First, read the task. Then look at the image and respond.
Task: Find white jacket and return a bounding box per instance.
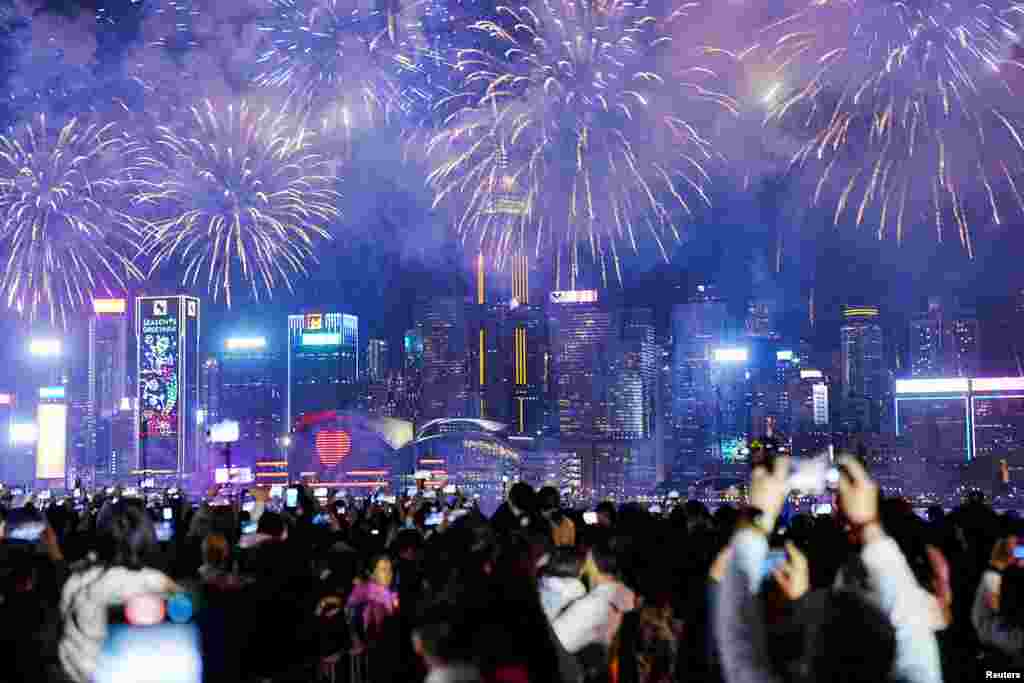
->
[552,581,636,654]
[539,575,588,623]
[58,565,174,683]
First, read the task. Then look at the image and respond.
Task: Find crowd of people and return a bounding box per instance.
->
[0,451,1022,683]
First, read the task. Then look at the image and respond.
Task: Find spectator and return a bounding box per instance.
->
[539,486,577,547]
[197,532,235,587]
[715,454,939,683]
[412,604,481,683]
[57,499,178,683]
[492,483,536,536]
[347,552,399,647]
[972,535,1024,668]
[539,547,587,623]
[596,501,617,529]
[553,534,637,655]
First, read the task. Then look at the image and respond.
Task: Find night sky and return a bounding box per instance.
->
[0,0,1021,382]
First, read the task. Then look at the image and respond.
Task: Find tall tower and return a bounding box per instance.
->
[89,298,129,484]
[670,284,730,483]
[508,253,546,435]
[840,305,885,432]
[136,295,201,481]
[417,297,469,420]
[909,297,980,378]
[286,312,360,427]
[549,289,613,438]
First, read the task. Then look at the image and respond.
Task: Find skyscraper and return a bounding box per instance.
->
[216,337,283,474]
[89,298,129,485]
[287,312,360,427]
[549,289,614,438]
[671,284,729,482]
[136,295,201,479]
[840,305,885,432]
[504,253,548,435]
[367,338,389,381]
[468,253,510,421]
[909,297,980,378]
[418,297,469,420]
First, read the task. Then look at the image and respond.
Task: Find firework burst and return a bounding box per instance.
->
[753,0,1024,255]
[254,0,436,130]
[0,115,146,325]
[426,0,728,287]
[133,100,341,306]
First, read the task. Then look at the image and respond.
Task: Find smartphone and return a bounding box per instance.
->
[425,512,444,527]
[95,623,201,683]
[162,507,173,521]
[1014,546,1024,560]
[155,521,174,542]
[314,487,328,498]
[242,501,255,513]
[285,487,299,508]
[8,522,46,542]
[312,512,330,526]
[241,521,257,535]
[763,549,787,580]
[447,509,469,523]
[270,485,283,499]
[583,511,598,525]
[787,457,829,494]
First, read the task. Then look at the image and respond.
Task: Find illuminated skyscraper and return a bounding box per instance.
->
[213,338,283,474]
[136,295,201,479]
[468,253,510,421]
[549,290,614,438]
[418,297,470,420]
[89,299,129,484]
[367,338,389,381]
[840,305,885,432]
[287,313,360,427]
[671,284,729,482]
[909,297,980,378]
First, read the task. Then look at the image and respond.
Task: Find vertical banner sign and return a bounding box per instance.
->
[139,299,180,472]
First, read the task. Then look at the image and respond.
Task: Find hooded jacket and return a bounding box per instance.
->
[58,564,175,683]
[539,575,588,623]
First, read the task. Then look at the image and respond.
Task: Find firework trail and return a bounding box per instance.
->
[426,0,730,287]
[0,115,146,326]
[751,0,1024,256]
[253,0,438,134]
[133,100,341,306]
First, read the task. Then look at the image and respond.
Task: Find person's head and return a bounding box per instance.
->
[366,552,393,587]
[539,547,584,580]
[412,603,472,672]
[392,528,423,562]
[507,482,536,515]
[537,487,560,514]
[201,533,230,570]
[585,533,623,582]
[800,589,896,683]
[95,498,157,570]
[595,501,616,528]
[257,510,287,541]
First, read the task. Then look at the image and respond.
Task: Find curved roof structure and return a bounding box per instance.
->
[415,418,508,441]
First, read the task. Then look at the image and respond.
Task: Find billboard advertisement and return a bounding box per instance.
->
[139,299,180,472]
[36,404,66,480]
[549,290,598,304]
